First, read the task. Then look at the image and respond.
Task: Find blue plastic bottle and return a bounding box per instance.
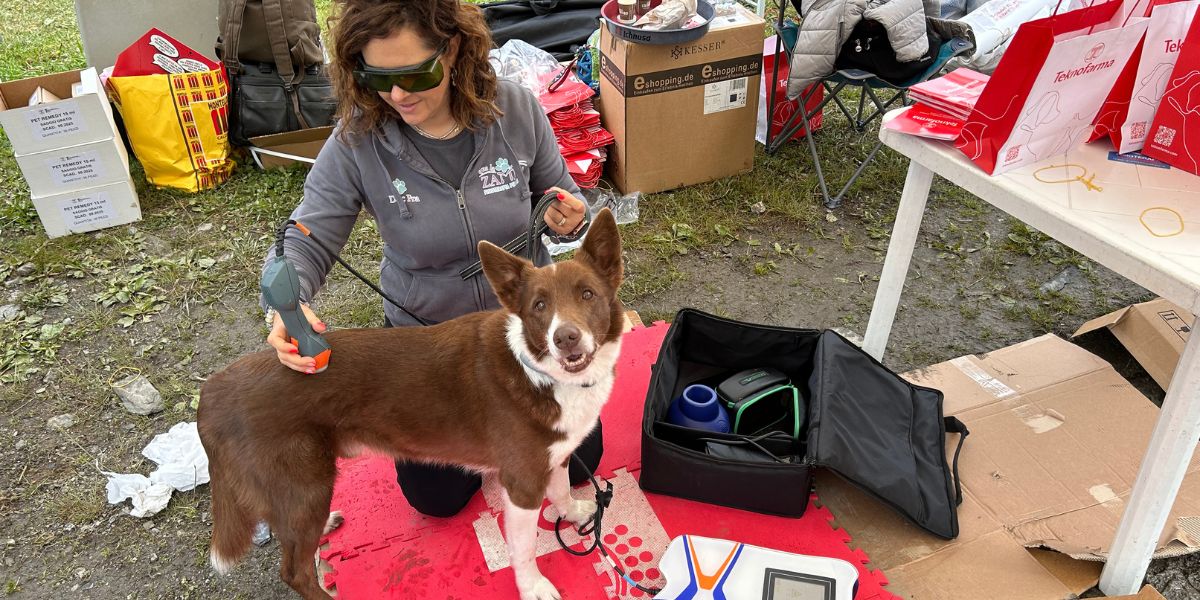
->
[667,384,731,433]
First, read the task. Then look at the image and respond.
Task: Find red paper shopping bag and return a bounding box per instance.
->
[956,0,1150,174]
[1142,12,1200,174]
[1091,0,1199,153]
[758,36,823,144]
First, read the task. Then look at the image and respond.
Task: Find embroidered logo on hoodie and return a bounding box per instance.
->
[478,157,519,195]
[389,178,421,203]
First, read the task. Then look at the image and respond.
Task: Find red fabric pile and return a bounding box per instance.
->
[537,75,613,189]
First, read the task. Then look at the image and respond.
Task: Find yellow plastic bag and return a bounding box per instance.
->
[106,29,234,192]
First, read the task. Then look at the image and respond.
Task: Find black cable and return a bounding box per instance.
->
[274,220,290,258]
[695,430,798,464]
[554,454,663,595]
[279,219,432,326]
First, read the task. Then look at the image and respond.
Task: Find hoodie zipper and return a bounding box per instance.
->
[458,134,490,312]
[390,124,490,313]
[426,172,485,314]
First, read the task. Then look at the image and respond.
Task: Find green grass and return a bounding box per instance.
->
[0,0,85,82]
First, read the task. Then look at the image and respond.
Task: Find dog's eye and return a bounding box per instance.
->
[534,300,546,311]
[582,289,594,300]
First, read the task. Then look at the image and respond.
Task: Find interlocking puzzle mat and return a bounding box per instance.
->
[319,323,897,599]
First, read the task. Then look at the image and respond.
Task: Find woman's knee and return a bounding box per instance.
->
[395,462,482,518]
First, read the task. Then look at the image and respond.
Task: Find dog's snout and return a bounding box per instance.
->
[553,324,581,352]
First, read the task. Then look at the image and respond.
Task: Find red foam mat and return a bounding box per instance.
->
[320,323,896,599]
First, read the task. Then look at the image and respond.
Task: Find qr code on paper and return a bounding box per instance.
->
[1005,145,1022,162]
[1130,121,1147,140]
[1154,126,1176,147]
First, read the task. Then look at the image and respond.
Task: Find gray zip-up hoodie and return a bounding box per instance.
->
[263,80,585,326]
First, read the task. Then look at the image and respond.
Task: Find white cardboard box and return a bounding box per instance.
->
[32,179,141,238]
[15,137,132,198]
[0,67,119,156]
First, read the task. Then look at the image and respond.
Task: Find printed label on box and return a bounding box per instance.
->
[59,191,115,230]
[604,54,761,98]
[704,77,748,114]
[713,11,750,26]
[25,100,87,141]
[47,150,105,186]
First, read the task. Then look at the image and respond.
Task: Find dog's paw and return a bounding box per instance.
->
[323,511,344,535]
[564,499,597,527]
[519,575,561,600]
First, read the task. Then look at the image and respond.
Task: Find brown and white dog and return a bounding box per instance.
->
[197,209,625,600]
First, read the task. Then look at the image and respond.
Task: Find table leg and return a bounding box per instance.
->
[862,160,934,361]
[1100,331,1200,595]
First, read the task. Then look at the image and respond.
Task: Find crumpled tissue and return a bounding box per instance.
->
[104,421,210,517]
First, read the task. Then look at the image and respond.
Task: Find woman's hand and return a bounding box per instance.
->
[266,305,327,374]
[543,187,587,236]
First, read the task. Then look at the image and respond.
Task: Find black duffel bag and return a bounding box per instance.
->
[640,309,968,539]
[482,0,605,61]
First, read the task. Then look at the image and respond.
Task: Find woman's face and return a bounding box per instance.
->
[361,27,456,128]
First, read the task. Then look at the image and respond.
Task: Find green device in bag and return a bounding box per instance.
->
[717,367,804,438]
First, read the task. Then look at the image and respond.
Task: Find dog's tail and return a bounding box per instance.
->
[199,383,260,575]
[207,457,259,574]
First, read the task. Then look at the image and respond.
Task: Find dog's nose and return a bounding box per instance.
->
[553,324,581,352]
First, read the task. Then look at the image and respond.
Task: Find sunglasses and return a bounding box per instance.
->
[353,44,447,93]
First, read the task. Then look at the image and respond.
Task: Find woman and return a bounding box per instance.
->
[261,0,602,518]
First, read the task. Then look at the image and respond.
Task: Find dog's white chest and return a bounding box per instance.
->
[547,376,612,465]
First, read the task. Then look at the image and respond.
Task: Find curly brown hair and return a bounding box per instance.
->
[328,0,501,141]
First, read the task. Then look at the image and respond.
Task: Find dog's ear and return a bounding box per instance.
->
[479,240,532,312]
[575,208,623,290]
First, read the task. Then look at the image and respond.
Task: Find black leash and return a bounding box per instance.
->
[459,190,587,280]
[278,219,431,326]
[554,455,663,595]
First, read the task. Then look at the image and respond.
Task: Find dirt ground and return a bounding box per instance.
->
[1,167,1198,599]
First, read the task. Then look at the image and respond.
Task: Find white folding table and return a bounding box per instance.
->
[864,109,1200,596]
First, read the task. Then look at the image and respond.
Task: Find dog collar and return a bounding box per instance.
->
[518,352,594,388]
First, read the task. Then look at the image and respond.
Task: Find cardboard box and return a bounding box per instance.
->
[599,6,763,194]
[1074,298,1194,391]
[815,334,1200,599]
[0,68,119,156]
[14,138,132,197]
[1106,585,1168,599]
[31,179,142,238]
[249,127,334,170]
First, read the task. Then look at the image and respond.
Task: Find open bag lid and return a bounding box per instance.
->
[806,331,964,539]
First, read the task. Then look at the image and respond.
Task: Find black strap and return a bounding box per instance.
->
[262,0,302,87]
[943,416,969,506]
[222,0,250,75]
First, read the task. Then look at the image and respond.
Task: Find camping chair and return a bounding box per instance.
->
[765,7,973,209]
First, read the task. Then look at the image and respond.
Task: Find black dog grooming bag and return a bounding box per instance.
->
[639,309,968,539]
